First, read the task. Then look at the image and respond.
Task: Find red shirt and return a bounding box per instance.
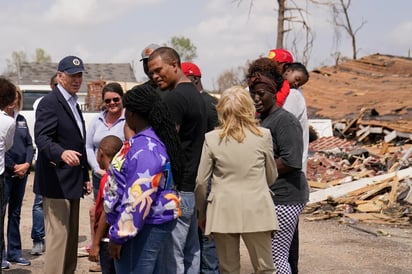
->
[276,80,290,107]
[93,172,108,234]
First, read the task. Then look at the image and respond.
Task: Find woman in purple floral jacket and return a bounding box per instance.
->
[104,83,184,273]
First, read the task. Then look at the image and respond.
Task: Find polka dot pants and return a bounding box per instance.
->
[271,204,305,274]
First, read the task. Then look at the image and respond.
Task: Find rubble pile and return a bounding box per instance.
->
[304,136,412,226]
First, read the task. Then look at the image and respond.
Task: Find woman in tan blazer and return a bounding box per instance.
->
[195,86,279,274]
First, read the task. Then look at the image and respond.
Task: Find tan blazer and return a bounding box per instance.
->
[195,128,279,236]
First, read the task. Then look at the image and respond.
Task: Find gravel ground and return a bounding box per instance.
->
[4,173,412,273]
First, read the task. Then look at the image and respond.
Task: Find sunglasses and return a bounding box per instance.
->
[104,97,120,104]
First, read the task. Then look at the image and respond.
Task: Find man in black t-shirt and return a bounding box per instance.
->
[181,62,219,274]
[148,47,206,273]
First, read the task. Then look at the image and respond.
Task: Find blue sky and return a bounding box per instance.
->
[1,0,411,90]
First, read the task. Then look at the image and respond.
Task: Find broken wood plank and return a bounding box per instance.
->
[353,169,376,180]
[327,176,352,187]
[308,180,329,189]
[387,176,399,207]
[388,162,400,173]
[358,130,371,142]
[396,131,412,139]
[356,125,370,137]
[304,212,340,221]
[308,167,412,204]
[384,130,397,142]
[344,212,392,220]
[340,176,394,198]
[358,182,391,200]
[369,127,383,134]
[356,200,384,213]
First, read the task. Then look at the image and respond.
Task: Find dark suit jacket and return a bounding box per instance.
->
[34,87,89,199]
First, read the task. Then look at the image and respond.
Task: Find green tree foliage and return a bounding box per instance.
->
[165,36,197,62]
[35,48,52,63]
[5,48,52,74]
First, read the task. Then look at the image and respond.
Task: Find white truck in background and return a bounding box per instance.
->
[19,85,98,142]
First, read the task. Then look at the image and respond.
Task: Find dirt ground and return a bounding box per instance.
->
[3,173,412,274]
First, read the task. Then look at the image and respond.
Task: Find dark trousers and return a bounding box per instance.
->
[289,222,299,274]
[2,175,28,260]
[99,241,115,274]
[0,173,4,274]
[198,227,219,274]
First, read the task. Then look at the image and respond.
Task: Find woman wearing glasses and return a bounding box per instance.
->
[85,82,132,272]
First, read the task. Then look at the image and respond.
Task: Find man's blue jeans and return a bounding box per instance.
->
[31,194,45,244]
[160,191,200,274]
[199,228,219,274]
[114,220,177,273]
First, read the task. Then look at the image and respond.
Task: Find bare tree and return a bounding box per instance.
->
[216,65,247,92]
[331,0,366,60]
[235,0,315,65]
[6,51,27,74]
[288,0,315,66]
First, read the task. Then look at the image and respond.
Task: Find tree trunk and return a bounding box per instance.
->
[276,0,286,48]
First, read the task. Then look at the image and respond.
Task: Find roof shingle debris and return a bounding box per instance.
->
[306,138,412,226]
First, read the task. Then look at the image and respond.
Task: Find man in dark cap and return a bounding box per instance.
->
[139,43,169,98]
[34,55,91,274]
[140,43,161,78]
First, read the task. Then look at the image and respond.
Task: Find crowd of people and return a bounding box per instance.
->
[0,44,310,274]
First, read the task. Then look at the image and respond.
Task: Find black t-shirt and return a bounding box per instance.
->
[200,92,218,132]
[261,107,309,204]
[163,82,207,191]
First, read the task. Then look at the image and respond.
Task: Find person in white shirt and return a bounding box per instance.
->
[282,62,310,174]
[0,77,17,270]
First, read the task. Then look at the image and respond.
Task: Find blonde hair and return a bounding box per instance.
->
[216,86,262,142]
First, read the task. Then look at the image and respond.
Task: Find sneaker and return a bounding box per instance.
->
[1,260,10,269]
[8,257,31,266]
[31,241,45,255]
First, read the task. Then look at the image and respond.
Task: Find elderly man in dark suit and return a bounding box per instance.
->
[34,56,91,274]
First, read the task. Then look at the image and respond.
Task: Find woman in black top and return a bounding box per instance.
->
[247,58,309,274]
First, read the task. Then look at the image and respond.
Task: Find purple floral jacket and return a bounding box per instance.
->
[104,127,180,245]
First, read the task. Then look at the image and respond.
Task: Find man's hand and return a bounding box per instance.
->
[14,163,30,179]
[61,150,82,166]
[88,244,100,262]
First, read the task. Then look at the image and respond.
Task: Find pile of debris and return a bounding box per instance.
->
[333,108,412,144]
[304,135,412,226]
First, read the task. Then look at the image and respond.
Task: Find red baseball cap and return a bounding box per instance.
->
[268,49,293,63]
[181,62,201,77]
